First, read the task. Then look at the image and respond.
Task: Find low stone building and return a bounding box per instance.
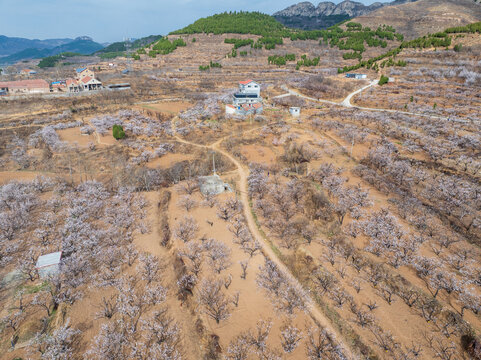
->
[0,79,49,94]
[199,175,232,196]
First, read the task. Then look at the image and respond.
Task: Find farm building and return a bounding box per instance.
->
[345,73,367,79]
[289,107,301,117]
[108,83,131,90]
[0,79,49,94]
[35,251,62,278]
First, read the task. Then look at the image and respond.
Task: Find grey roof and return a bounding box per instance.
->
[36,252,62,269]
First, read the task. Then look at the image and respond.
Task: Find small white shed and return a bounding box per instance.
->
[289,107,301,117]
[36,251,62,278]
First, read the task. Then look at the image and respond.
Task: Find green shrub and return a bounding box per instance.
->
[267,54,295,66]
[378,75,389,86]
[224,38,254,49]
[112,125,126,140]
[454,44,462,52]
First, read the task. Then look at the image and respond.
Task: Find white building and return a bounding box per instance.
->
[289,107,301,117]
[233,79,262,105]
[346,73,367,79]
[238,79,260,96]
[36,251,62,278]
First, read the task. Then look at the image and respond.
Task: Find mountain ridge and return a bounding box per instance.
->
[273,0,418,30]
[0,35,74,56]
[0,37,104,65]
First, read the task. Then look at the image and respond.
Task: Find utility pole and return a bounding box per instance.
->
[212,153,216,175]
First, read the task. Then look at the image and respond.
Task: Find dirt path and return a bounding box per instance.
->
[171,119,356,359]
[278,81,451,121]
[341,80,378,107]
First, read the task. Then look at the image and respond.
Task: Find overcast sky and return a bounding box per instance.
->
[1,0,382,43]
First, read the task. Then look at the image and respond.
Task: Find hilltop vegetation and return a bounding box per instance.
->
[38,52,81,68]
[96,35,163,59]
[147,38,186,58]
[338,21,481,73]
[171,11,289,36]
[173,12,402,57]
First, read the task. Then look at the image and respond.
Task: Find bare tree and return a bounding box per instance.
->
[178,241,204,276]
[350,303,374,328]
[305,326,341,360]
[239,260,249,279]
[35,319,80,360]
[177,195,197,212]
[312,267,337,295]
[371,328,399,355]
[179,179,199,195]
[95,295,118,320]
[197,278,231,324]
[138,253,162,284]
[203,238,232,274]
[241,240,262,258]
[249,319,272,357]
[174,216,199,243]
[226,333,251,360]
[280,323,303,353]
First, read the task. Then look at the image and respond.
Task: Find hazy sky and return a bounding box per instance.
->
[0,0,382,43]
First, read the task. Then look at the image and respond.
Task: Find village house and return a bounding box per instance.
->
[75,67,95,81]
[66,68,102,93]
[233,79,262,105]
[227,80,263,116]
[50,80,67,92]
[79,76,102,91]
[0,79,49,94]
[20,69,37,76]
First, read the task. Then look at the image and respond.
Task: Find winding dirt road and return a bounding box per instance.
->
[276,80,451,121]
[170,119,356,359]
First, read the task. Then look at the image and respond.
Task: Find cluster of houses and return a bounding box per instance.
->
[226,80,263,116]
[55,67,103,93]
[0,67,102,96]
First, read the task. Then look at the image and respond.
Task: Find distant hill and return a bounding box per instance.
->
[97,35,163,54]
[273,0,418,30]
[0,35,73,56]
[352,0,481,39]
[0,37,104,64]
[171,11,288,36]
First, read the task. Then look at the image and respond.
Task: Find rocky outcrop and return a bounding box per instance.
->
[274,0,418,19]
